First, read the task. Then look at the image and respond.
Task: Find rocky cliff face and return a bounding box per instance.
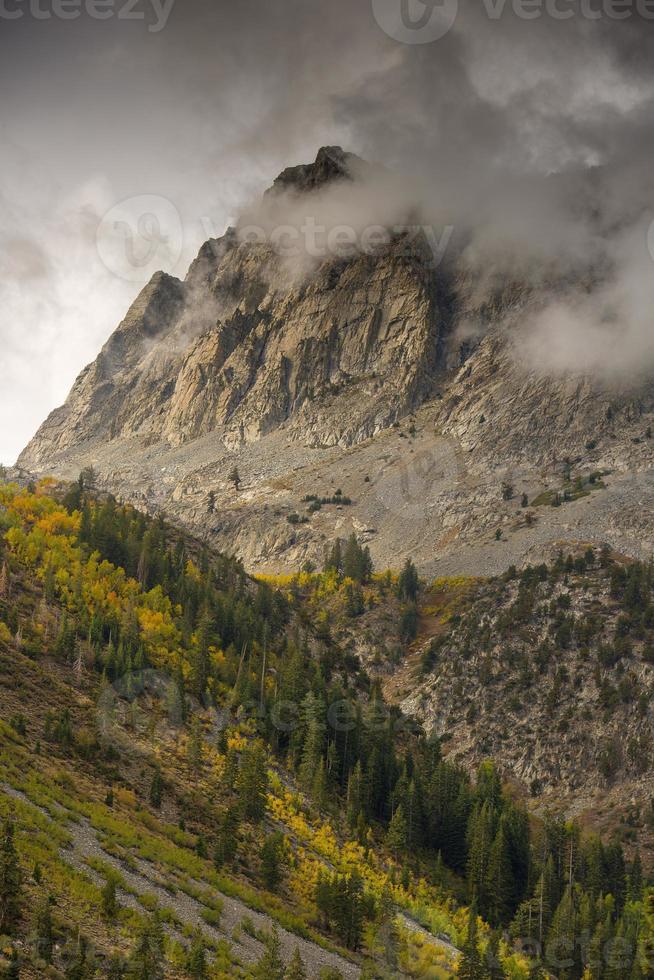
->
[19,148,654,575]
[21,148,449,463]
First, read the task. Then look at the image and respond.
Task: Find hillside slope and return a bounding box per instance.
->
[400,555,654,845]
[0,480,474,978]
[301,546,654,860]
[2,480,653,978]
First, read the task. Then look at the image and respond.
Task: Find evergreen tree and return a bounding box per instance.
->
[386,804,408,858]
[185,930,208,979]
[537,854,559,944]
[285,946,307,980]
[0,819,21,935]
[342,534,373,584]
[79,466,96,491]
[346,761,365,828]
[502,803,531,913]
[603,908,627,980]
[405,775,425,852]
[324,539,343,575]
[344,582,364,617]
[187,718,204,773]
[584,894,606,976]
[476,761,502,809]
[261,832,285,892]
[213,806,240,868]
[376,886,399,971]
[604,840,626,911]
[458,904,484,980]
[62,478,82,512]
[101,876,118,920]
[627,852,643,902]
[149,768,163,809]
[277,645,307,712]
[467,802,495,914]
[425,761,471,873]
[34,896,54,964]
[344,871,365,950]
[398,558,419,601]
[299,693,326,792]
[235,742,268,822]
[400,602,418,643]
[125,910,165,980]
[547,886,579,980]
[54,613,75,662]
[486,822,513,926]
[252,925,284,980]
[311,759,328,808]
[192,613,212,698]
[316,872,366,950]
[341,872,366,951]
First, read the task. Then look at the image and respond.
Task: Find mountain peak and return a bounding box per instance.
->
[265,145,366,196]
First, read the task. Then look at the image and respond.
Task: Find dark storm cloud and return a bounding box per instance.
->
[2,0,654,461]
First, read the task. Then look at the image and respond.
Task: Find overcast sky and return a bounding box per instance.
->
[2,0,654,463]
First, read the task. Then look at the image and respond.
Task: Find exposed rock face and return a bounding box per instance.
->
[331,561,654,847]
[21,150,447,465]
[24,270,188,459]
[265,144,367,196]
[19,148,654,574]
[400,563,654,844]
